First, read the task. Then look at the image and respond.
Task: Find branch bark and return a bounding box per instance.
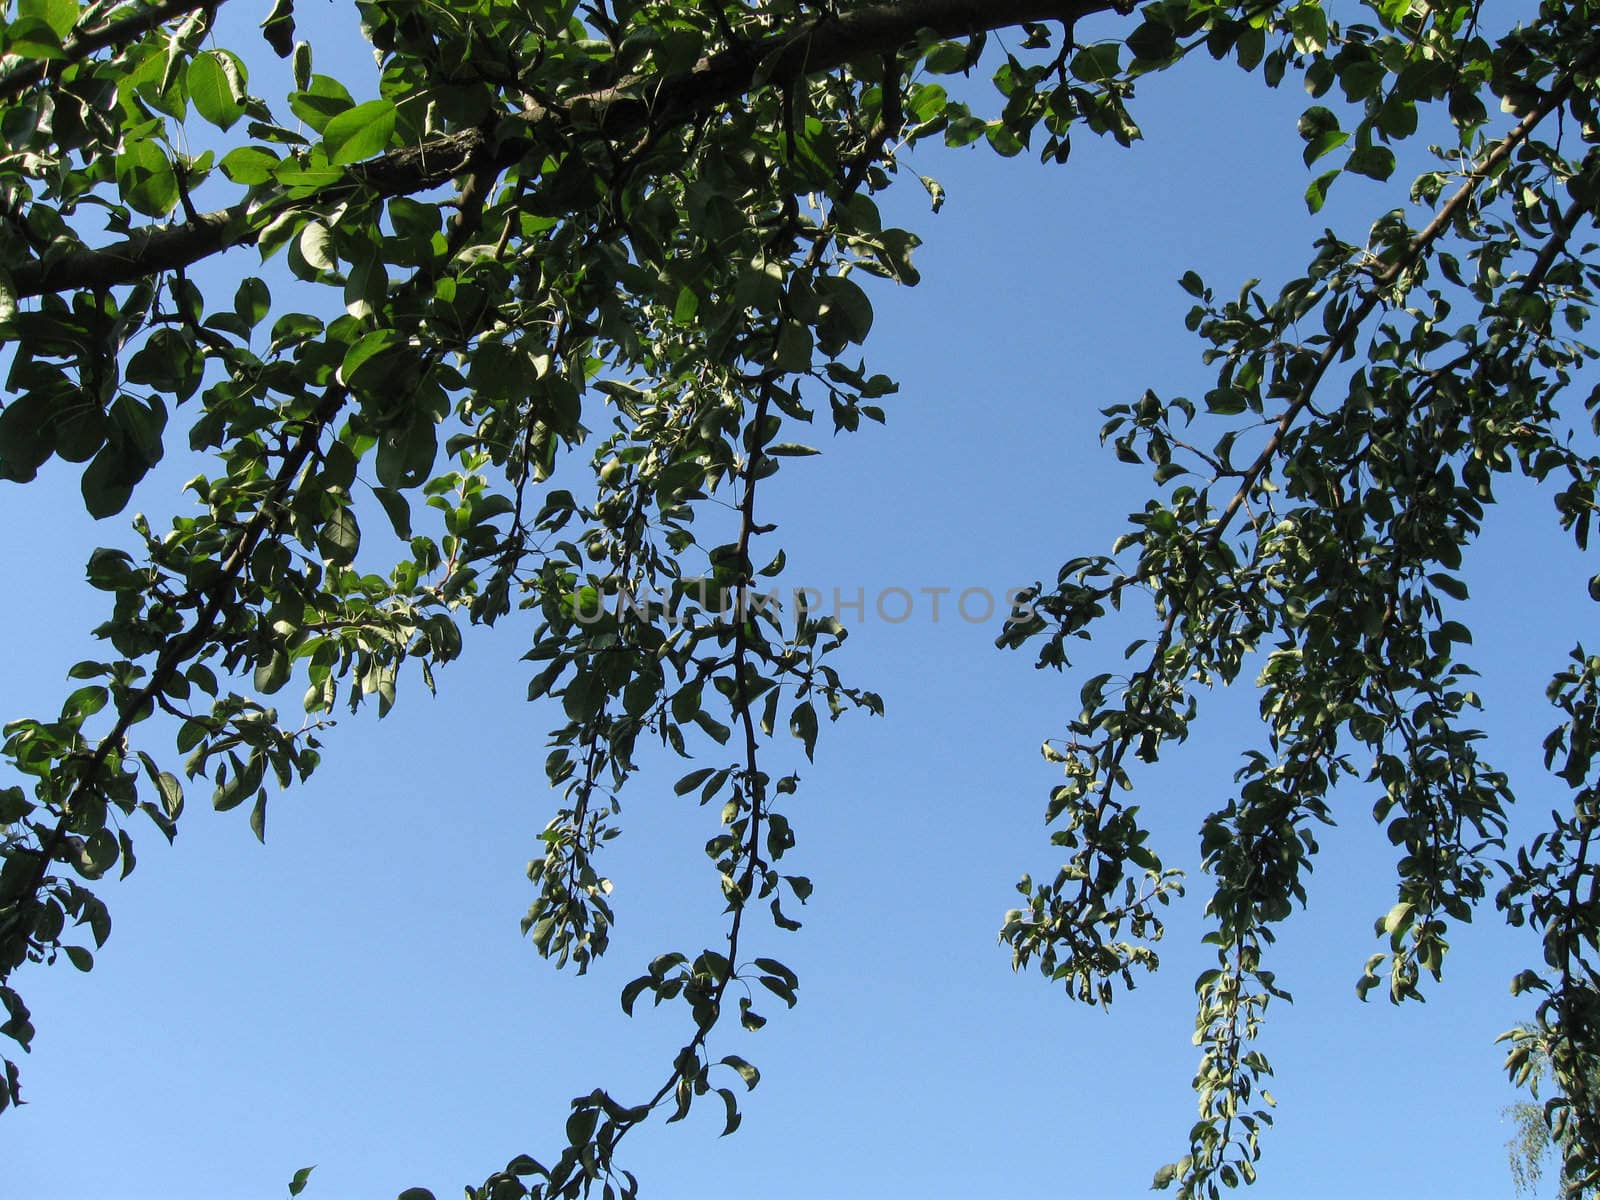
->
[11,0,1113,298]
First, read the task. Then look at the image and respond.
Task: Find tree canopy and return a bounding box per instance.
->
[2,0,1600,1196]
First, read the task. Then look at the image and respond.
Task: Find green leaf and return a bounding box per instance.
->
[564,1106,597,1147]
[83,829,118,878]
[0,787,31,824]
[562,669,604,724]
[219,147,278,187]
[692,710,731,744]
[338,328,404,390]
[273,158,344,192]
[110,394,167,466]
[1205,390,1246,416]
[254,649,290,695]
[288,74,353,133]
[674,767,715,796]
[213,769,251,813]
[1305,168,1339,213]
[770,318,813,373]
[816,274,873,347]
[154,771,184,820]
[5,19,66,57]
[790,701,817,761]
[671,684,702,726]
[716,1087,741,1137]
[1302,129,1348,167]
[86,898,111,946]
[187,50,246,130]
[299,221,336,272]
[19,0,77,39]
[620,976,652,1015]
[1381,900,1414,935]
[0,390,57,482]
[344,251,388,318]
[1346,144,1395,181]
[322,99,397,166]
[261,0,296,57]
[115,137,178,218]
[720,1054,760,1090]
[376,419,436,489]
[317,506,361,565]
[1287,1,1329,54]
[985,120,1024,157]
[63,945,93,972]
[61,684,107,723]
[923,41,971,75]
[1126,19,1178,64]
[1070,43,1120,83]
[736,996,766,1032]
[80,442,139,519]
[373,487,412,538]
[234,277,270,327]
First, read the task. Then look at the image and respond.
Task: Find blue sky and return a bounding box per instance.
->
[4,7,1592,1199]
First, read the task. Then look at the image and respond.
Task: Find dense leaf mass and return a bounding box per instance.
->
[1,0,1599,1196]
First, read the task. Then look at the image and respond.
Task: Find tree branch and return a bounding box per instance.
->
[11,0,1112,299]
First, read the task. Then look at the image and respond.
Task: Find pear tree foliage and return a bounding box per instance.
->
[1,0,1599,1197]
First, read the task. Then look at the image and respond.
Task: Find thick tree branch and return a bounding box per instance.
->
[11,0,1112,299]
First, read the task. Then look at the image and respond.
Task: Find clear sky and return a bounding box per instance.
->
[4,7,1590,1199]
